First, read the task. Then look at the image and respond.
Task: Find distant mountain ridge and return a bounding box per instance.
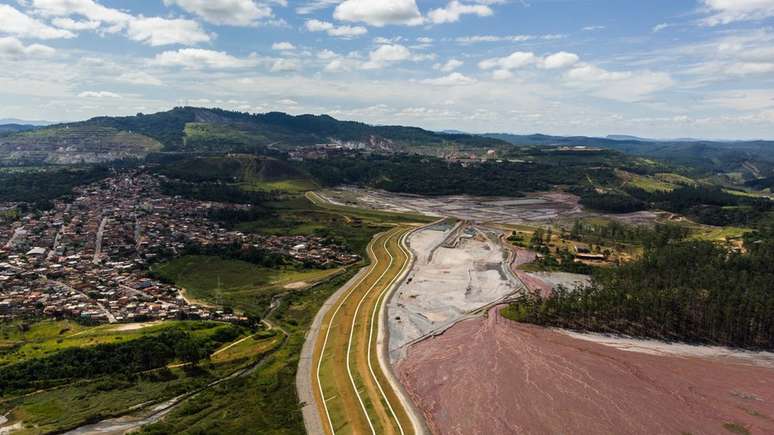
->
[0,107,509,166]
[0,118,51,126]
[81,107,507,151]
[2,107,774,181]
[483,132,774,181]
[0,124,38,136]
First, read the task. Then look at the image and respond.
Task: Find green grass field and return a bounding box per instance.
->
[138,268,360,435]
[0,320,233,367]
[241,178,318,194]
[152,255,343,316]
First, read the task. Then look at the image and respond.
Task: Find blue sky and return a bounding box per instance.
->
[1,0,774,139]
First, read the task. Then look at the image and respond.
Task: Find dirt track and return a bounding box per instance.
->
[397,306,774,435]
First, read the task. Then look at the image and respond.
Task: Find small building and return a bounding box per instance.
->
[26,247,47,257]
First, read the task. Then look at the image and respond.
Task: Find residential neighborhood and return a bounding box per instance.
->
[0,172,358,323]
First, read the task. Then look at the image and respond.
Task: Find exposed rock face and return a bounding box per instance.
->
[0,126,162,165]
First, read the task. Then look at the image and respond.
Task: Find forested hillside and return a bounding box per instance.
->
[1,107,506,156]
[302,153,620,196]
[505,228,774,350]
[487,132,774,181]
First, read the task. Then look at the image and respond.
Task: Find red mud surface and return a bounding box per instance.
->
[511,247,553,297]
[397,307,774,435]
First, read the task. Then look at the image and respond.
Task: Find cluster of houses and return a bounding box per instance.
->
[0,172,358,323]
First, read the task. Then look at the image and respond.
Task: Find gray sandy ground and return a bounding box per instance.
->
[386,224,523,361]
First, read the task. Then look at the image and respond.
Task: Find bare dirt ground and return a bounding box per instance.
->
[320,187,660,226]
[510,246,590,297]
[386,224,523,362]
[396,306,774,435]
[563,330,774,368]
[111,321,161,332]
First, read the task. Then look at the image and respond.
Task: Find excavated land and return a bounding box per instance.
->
[510,246,590,297]
[320,187,661,226]
[386,223,524,362]
[397,306,774,435]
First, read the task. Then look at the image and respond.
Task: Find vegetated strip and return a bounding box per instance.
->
[369,227,430,435]
[353,229,413,435]
[314,227,419,435]
[349,227,415,434]
[315,231,389,434]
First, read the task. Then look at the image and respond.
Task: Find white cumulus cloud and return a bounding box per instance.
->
[422,72,476,86]
[271,58,299,72]
[334,0,424,26]
[272,41,296,50]
[29,0,133,24]
[78,90,122,98]
[362,43,412,69]
[116,71,163,86]
[435,58,464,72]
[479,51,537,70]
[479,51,580,75]
[702,0,774,25]
[540,51,579,69]
[0,5,75,39]
[305,19,367,38]
[153,49,258,69]
[27,0,211,46]
[565,63,674,102]
[51,17,101,31]
[163,0,272,26]
[126,17,211,46]
[428,1,493,24]
[0,36,56,58]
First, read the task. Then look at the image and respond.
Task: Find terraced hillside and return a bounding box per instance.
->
[0,125,162,165]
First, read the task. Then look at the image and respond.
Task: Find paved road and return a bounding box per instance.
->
[92,216,108,264]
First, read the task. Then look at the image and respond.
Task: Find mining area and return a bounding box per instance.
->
[396,306,774,435]
[320,187,661,225]
[386,221,525,361]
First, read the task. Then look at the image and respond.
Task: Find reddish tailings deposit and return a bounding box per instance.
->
[396,306,774,435]
[510,246,590,298]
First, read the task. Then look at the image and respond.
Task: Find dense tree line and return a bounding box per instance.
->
[206,207,270,227]
[158,157,244,182]
[577,184,774,227]
[507,235,774,350]
[302,154,616,197]
[628,185,774,226]
[745,175,774,190]
[0,165,118,210]
[160,180,275,205]
[178,241,294,268]
[0,325,242,392]
[575,189,648,213]
[569,220,690,247]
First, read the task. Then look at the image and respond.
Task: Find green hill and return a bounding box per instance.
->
[68,107,509,152]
